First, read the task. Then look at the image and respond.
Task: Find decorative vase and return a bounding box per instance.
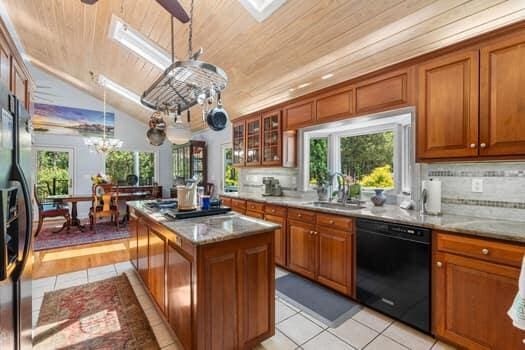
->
[317,184,329,202]
[371,189,386,206]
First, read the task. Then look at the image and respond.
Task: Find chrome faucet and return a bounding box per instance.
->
[329,172,349,204]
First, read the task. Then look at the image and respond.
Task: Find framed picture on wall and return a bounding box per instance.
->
[1,108,13,150]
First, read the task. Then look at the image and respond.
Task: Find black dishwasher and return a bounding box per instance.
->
[356,218,431,334]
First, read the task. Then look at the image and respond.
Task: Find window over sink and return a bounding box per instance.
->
[302,111,414,199]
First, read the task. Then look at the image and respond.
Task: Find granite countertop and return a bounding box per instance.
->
[220,193,525,243]
[127,200,281,246]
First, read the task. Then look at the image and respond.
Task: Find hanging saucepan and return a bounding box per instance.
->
[206,93,229,131]
[146,111,167,146]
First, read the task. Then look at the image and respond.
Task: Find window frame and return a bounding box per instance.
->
[300,111,414,196]
[220,142,239,193]
[104,149,159,185]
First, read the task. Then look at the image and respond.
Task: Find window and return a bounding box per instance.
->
[105,150,156,185]
[223,146,239,192]
[340,131,394,189]
[35,148,73,196]
[309,137,328,186]
[302,113,413,196]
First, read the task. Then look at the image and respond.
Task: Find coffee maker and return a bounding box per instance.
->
[262,177,283,197]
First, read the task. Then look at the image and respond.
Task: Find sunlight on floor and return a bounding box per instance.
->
[39,243,128,262]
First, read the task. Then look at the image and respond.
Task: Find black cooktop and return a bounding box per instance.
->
[163,206,232,220]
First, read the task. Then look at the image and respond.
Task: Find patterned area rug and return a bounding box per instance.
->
[34,274,159,350]
[34,220,130,251]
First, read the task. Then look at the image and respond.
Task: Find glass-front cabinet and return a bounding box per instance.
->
[232,121,245,167]
[172,140,207,186]
[262,109,281,165]
[246,115,261,166]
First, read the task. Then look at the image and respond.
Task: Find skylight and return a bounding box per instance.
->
[98,74,149,109]
[238,0,287,22]
[108,15,171,70]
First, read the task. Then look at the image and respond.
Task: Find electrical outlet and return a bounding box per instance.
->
[472,178,483,193]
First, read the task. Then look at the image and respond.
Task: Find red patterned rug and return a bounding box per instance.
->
[34,274,159,350]
[34,219,130,251]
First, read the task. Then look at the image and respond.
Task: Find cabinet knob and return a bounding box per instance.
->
[271,209,275,213]
[480,143,487,148]
[309,230,313,235]
[470,143,477,148]
[436,261,443,268]
[481,248,489,255]
[298,213,302,217]
[329,220,334,224]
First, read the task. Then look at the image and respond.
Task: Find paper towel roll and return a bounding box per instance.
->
[422,179,442,215]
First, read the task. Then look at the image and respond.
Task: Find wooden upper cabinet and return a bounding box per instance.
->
[417,50,480,160]
[245,114,262,166]
[480,31,525,157]
[12,60,26,108]
[355,69,411,114]
[434,251,525,349]
[316,86,354,122]
[0,36,10,90]
[232,120,245,167]
[261,109,282,165]
[284,98,316,130]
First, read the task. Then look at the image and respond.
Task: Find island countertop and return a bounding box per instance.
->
[127,200,281,246]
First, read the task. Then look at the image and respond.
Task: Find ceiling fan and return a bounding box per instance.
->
[80,0,190,23]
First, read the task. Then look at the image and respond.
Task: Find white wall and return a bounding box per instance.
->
[30,68,173,216]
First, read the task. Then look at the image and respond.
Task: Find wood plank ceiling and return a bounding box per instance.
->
[4,0,525,130]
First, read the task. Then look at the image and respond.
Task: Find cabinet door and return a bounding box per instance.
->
[284,98,316,130]
[480,32,525,157]
[417,50,479,159]
[316,86,354,122]
[434,252,525,349]
[167,242,193,350]
[355,69,410,114]
[148,228,166,312]
[232,120,245,166]
[287,220,316,279]
[12,60,26,109]
[0,36,10,90]
[264,214,286,267]
[137,219,149,284]
[317,227,352,295]
[262,110,282,166]
[129,213,138,269]
[246,115,262,166]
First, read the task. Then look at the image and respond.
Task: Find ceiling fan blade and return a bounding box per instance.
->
[156,0,190,23]
[80,0,99,4]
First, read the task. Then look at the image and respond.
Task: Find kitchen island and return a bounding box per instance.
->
[127,201,280,350]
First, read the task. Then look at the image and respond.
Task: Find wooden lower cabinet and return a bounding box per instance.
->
[167,241,193,350]
[434,251,525,349]
[148,228,166,312]
[287,220,317,279]
[246,210,264,219]
[128,212,138,269]
[131,210,275,350]
[264,214,286,266]
[137,218,149,284]
[317,227,352,295]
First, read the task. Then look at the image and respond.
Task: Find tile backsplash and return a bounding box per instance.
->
[421,162,525,222]
[239,167,299,193]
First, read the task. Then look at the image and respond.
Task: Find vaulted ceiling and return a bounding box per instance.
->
[4,0,525,130]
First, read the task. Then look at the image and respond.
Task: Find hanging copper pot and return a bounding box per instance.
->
[146,111,167,146]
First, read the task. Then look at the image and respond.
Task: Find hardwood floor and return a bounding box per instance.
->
[32,237,130,279]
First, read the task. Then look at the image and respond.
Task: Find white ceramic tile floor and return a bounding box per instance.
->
[32,264,458,350]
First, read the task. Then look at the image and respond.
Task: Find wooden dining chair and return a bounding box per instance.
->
[34,184,71,237]
[89,184,119,232]
[205,182,215,197]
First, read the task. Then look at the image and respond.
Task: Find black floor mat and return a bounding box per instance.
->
[276,272,362,328]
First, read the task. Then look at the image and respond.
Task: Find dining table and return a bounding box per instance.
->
[46,191,152,231]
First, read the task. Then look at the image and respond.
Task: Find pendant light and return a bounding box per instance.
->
[166,106,191,144]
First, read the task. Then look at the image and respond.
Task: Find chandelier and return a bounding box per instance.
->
[141,0,228,145]
[84,87,123,154]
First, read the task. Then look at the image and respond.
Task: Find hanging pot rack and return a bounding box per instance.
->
[140,0,228,113]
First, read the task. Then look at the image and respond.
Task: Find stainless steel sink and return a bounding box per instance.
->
[310,201,366,210]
